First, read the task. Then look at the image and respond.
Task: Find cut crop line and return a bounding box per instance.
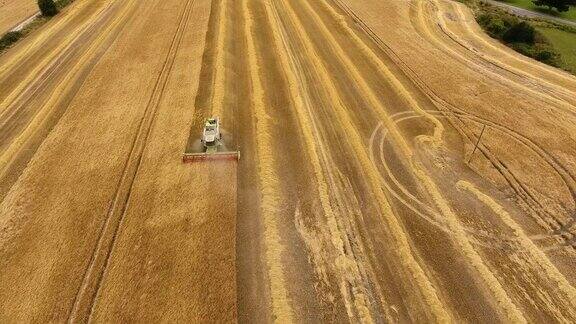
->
[265,0,383,320]
[413,0,576,118]
[274,0,452,320]
[437,1,576,105]
[66,0,195,321]
[410,0,559,108]
[211,0,227,119]
[242,0,295,321]
[451,3,576,91]
[299,1,527,320]
[416,0,559,102]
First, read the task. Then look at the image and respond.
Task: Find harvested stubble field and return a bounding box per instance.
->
[0,0,575,322]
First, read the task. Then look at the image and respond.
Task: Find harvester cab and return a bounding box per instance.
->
[201,118,221,153]
[183,117,240,162]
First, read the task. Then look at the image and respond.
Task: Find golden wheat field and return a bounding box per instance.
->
[0,0,575,322]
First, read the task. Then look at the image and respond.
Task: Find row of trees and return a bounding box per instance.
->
[533,0,576,13]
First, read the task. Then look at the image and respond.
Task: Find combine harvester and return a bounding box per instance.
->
[183,117,240,162]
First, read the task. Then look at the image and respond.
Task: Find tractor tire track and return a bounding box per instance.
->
[210,0,227,120]
[66,0,195,321]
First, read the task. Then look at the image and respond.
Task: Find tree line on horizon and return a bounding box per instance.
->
[532,0,576,13]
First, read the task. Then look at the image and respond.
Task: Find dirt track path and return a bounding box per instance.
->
[0,0,575,322]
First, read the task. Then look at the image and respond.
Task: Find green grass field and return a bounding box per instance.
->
[537,27,576,72]
[498,0,576,21]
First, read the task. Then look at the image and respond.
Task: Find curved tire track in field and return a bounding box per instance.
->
[434,1,576,105]
[331,0,576,240]
[446,2,576,91]
[371,110,576,250]
[408,0,576,119]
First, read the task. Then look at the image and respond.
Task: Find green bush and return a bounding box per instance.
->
[38,0,58,16]
[476,13,520,38]
[477,13,540,46]
[503,21,536,43]
[533,44,561,64]
[477,14,507,37]
[475,9,562,67]
[534,49,556,62]
[0,31,23,52]
[509,42,560,65]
